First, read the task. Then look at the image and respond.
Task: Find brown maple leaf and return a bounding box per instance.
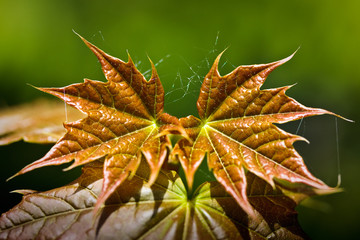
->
[171,52,341,217]
[9,35,187,212]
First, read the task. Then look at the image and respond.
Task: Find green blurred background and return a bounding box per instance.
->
[0,0,359,238]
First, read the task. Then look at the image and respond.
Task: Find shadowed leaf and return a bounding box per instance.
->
[0,99,84,145]
[0,160,309,240]
[171,52,340,217]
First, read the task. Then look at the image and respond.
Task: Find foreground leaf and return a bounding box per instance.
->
[171,52,338,217]
[0,99,84,145]
[9,36,187,211]
[0,160,309,240]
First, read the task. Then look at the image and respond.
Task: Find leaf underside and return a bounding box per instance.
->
[0,160,309,240]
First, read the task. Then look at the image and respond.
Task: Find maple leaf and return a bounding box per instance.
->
[171,52,340,217]
[0,159,311,240]
[8,35,187,212]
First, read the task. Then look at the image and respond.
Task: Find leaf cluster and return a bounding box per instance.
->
[0,35,343,239]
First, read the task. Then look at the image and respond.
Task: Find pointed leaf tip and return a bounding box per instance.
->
[282,48,299,63]
[74,31,90,46]
[73,31,96,51]
[10,189,37,195]
[337,115,354,123]
[147,56,159,81]
[268,50,297,70]
[210,49,227,75]
[72,29,82,39]
[127,51,134,64]
[6,173,18,182]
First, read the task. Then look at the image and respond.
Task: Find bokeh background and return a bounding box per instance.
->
[0,0,359,239]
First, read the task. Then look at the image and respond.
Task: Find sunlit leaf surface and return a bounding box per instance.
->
[2,37,343,226]
[9,36,187,211]
[171,52,338,217]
